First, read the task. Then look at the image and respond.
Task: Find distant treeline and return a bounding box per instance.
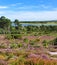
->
[0,16,57,34]
[19,20,57,23]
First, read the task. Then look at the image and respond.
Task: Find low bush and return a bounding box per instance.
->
[6,53,14,60]
[23,38,29,43]
[10,43,18,49]
[6,34,12,40]
[18,43,23,48]
[35,38,40,42]
[0,43,7,48]
[6,34,22,39]
[12,34,22,39]
[42,40,47,43]
[29,40,35,45]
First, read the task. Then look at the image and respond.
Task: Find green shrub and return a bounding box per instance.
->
[42,40,47,43]
[53,38,57,45]
[6,34,12,40]
[18,43,23,48]
[34,33,38,36]
[29,40,35,45]
[6,53,14,60]
[23,38,29,43]
[10,43,18,48]
[35,38,40,42]
[0,43,7,48]
[11,34,22,39]
[42,40,48,48]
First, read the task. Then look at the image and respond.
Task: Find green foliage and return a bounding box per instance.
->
[0,16,11,31]
[53,38,57,45]
[6,34,22,39]
[42,40,47,43]
[23,38,29,43]
[18,43,23,48]
[10,43,18,49]
[12,34,22,39]
[0,28,4,34]
[42,40,48,48]
[6,34,12,40]
[0,16,57,34]
[0,43,7,48]
[35,38,40,42]
[6,53,14,60]
[29,40,35,45]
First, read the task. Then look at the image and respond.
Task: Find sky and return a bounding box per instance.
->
[0,0,57,21]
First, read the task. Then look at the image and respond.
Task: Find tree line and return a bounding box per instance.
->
[0,16,57,34]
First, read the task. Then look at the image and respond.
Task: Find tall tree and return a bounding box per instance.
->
[0,16,11,33]
[14,19,22,30]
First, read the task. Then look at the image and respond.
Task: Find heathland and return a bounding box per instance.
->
[0,16,57,65]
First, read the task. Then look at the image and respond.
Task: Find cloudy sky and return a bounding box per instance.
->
[0,0,57,21]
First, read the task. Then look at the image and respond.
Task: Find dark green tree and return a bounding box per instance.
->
[0,16,11,33]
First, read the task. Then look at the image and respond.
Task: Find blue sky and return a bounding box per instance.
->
[0,0,57,21]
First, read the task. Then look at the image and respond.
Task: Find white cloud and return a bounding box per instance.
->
[0,6,8,9]
[0,10,57,21]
